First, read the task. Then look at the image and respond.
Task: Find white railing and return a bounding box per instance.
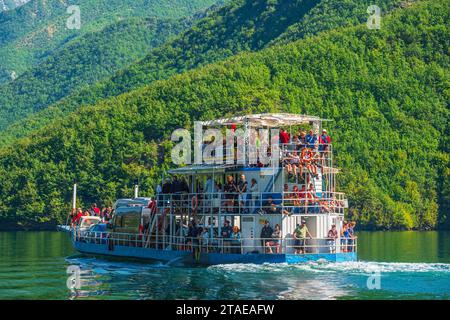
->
[155,191,345,215]
[74,229,357,255]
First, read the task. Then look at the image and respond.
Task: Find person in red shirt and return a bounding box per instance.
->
[71,208,84,226]
[279,128,290,144]
[318,129,331,161]
[91,203,100,216]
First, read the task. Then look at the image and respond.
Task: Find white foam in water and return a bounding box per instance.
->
[210,261,450,275]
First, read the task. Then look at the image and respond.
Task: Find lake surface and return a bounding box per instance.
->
[0,231,449,300]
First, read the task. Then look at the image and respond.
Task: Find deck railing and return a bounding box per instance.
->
[74,229,357,255]
[202,142,333,166]
[155,191,346,216]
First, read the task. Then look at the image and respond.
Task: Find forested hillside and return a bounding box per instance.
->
[0,0,447,230]
[0,0,402,145]
[0,16,192,131]
[0,0,221,83]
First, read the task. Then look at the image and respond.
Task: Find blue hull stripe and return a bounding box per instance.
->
[74,241,357,265]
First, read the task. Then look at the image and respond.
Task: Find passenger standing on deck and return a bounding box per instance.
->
[293,221,312,254]
[224,175,237,213]
[340,221,349,252]
[249,178,259,213]
[280,128,290,156]
[260,220,273,252]
[221,220,233,253]
[156,183,162,204]
[280,128,290,145]
[186,221,199,251]
[318,129,331,155]
[327,224,338,253]
[204,176,214,213]
[230,226,242,254]
[299,131,307,150]
[347,221,357,252]
[306,129,317,149]
[237,174,248,213]
[91,203,100,216]
[221,220,232,238]
[71,208,83,226]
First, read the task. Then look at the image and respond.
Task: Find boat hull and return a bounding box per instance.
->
[72,240,357,265]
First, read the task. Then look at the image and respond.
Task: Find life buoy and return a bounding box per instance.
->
[301,148,314,163]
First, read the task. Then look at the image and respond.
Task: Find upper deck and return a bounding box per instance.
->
[158,113,346,219]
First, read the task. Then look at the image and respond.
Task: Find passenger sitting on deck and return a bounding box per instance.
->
[301,148,318,178]
[260,220,273,253]
[291,186,302,213]
[285,151,300,180]
[231,226,241,240]
[263,197,281,214]
[237,174,248,213]
[327,225,338,253]
[320,200,332,213]
[306,184,319,213]
[266,224,281,254]
[263,196,274,213]
[293,221,312,254]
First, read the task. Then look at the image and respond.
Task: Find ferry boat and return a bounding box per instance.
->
[70,114,357,265]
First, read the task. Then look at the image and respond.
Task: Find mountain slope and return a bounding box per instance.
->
[0,16,192,132]
[0,0,447,230]
[0,0,403,144]
[0,0,222,83]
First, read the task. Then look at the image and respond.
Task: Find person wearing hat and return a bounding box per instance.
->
[293,220,313,254]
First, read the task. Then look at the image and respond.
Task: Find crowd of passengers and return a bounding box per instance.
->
[69,203,113,226]
[157,173,344,215]
[181,218,356,255]
[156,128,336,213]
[200,127,331,170]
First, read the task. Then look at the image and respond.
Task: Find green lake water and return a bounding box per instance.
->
[0,231,449,299]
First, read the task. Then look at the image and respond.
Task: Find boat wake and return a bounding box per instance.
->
[209,261,450,275]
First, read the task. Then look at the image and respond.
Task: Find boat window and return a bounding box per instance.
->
[122,213,140,229]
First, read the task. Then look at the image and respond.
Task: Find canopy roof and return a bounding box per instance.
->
[199,113,329,127]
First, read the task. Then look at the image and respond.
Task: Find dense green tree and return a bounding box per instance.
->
[0,0,402,143]
[0,0,447,230]
[0,0,222,83]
